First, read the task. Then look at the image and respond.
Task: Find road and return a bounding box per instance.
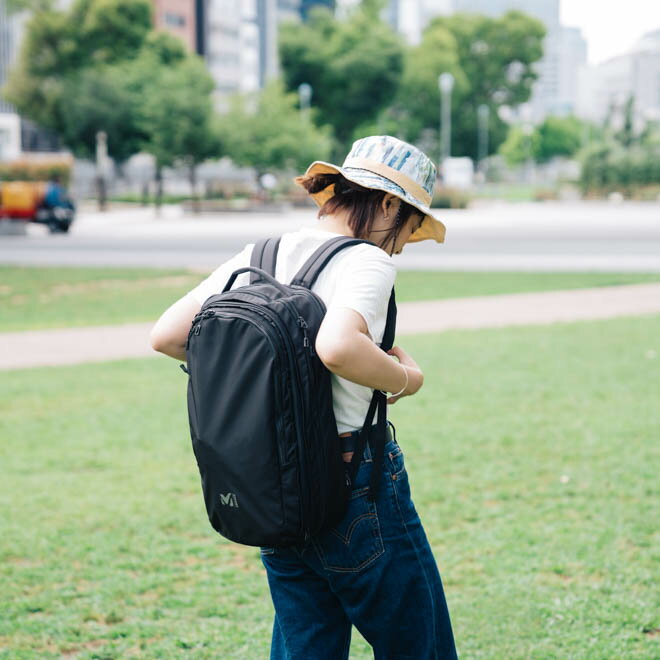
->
[1,200,659,272]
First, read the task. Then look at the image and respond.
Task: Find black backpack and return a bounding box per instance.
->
[181,235,397,547]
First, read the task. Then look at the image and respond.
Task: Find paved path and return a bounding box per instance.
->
[2,282,659,370]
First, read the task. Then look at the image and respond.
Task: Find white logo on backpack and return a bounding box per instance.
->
[220,492,238,507]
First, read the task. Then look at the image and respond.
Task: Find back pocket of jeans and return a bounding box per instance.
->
[313,486,384,573]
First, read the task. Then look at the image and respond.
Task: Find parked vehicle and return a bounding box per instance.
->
[0,180,75,233]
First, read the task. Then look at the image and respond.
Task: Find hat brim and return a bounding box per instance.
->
[300,161,446,244]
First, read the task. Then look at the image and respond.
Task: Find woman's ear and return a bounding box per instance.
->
[381,194,397,215]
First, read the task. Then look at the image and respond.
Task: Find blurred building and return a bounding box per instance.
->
[151,0,198,53]
[204,0,333,104]
[0,0,61,160]
[577,29,660,128]
[450,0,587,121]
[420,0,453,24]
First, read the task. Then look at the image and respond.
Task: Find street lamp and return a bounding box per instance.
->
[438,72,454,178]
[298,82,312,119]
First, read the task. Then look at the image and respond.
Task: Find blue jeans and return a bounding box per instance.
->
[260,434,458,659]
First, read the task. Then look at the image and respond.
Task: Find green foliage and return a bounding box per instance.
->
[403,10,545,159]
[58,65,146,162]
[535,116,584,162]
[431,186,471,209]
[0,160,71,184]
[3,0,213,168]
[387,23,465,144]
[579,140,660,193]
[218,80,333,177]
[615,95,636,148]
[499,115,591,165]
[576,93,660,194]
[279,2,404,149]
[498,125,540,166]
[5,0,52,13]
[137,57,219,169]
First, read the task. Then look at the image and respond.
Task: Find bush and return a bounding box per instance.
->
[579,141,660,195]
[431,186,472,209]
[0,160,72,184]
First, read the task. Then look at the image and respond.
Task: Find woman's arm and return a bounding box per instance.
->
[316,307,423,401]
[149,293,201,362]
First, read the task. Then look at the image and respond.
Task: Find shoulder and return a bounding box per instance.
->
[340,243,396,271]
[336,242,396,278]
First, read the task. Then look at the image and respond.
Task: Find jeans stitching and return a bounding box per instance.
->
[390,470,440,659]
[313,501,384,573]
[330,512,378,545]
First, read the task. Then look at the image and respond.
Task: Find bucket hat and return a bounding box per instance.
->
[297,135,445,243]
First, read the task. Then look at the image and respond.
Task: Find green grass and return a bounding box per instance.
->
[394,271,660,303]
[0,266,202,332]
[3,265,660,332]
[1,315,658,658]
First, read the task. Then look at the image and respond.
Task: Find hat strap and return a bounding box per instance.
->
[343,157,432,207]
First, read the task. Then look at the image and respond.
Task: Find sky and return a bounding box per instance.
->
[560,0,660,65]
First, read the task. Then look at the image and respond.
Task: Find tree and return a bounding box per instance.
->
[615,95,636,148]
[279,1,404,152]
[499,115,596,166]
[4,0,156,160]
[405,10,545,159]
[385,22,465,147]
[535,116,585,162]
[138,56,220,209]
[218,81,333,186]
[498,125,539,166]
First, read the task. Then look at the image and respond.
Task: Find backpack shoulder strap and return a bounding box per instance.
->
[380,288,397,352]
[249,236,281,284]
[290,236,372,288]
[291,235,397,351]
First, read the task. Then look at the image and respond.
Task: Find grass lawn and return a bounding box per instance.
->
[1,314,658,658]
[2,264,660,332]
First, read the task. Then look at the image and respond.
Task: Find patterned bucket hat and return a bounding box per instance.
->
[298,135,445,243]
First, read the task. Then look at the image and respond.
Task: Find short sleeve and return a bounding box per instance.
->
[327,245,396,341]
[187,244,254,305]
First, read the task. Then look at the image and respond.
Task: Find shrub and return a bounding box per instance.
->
[0,160,72,184]
[431,186,472,209]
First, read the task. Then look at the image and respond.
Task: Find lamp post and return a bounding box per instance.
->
[477,103,490,178]
[438,72,454,179]
[298,82,312,120]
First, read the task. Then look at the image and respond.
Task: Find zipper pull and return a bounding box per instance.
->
[298,317,314,354]
[194,324,201,335]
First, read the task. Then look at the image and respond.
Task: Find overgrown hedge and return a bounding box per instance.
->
[580,141,660,194]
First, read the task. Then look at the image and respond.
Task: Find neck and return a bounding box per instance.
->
[315,211,354,237]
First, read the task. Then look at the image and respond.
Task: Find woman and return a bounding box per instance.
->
[150,135,458,659]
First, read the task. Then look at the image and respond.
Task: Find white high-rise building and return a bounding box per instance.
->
[205,0,307,105]
[205,0,265,109]
[577,29,660,129]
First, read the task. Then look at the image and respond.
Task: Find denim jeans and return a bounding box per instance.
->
[260,433,458,659]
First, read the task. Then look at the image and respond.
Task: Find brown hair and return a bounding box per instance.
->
[296,172,421,254]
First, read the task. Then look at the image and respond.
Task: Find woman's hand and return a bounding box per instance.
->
[386,346,424,404]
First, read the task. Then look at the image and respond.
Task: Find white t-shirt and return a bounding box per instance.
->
[187,226,396,434]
